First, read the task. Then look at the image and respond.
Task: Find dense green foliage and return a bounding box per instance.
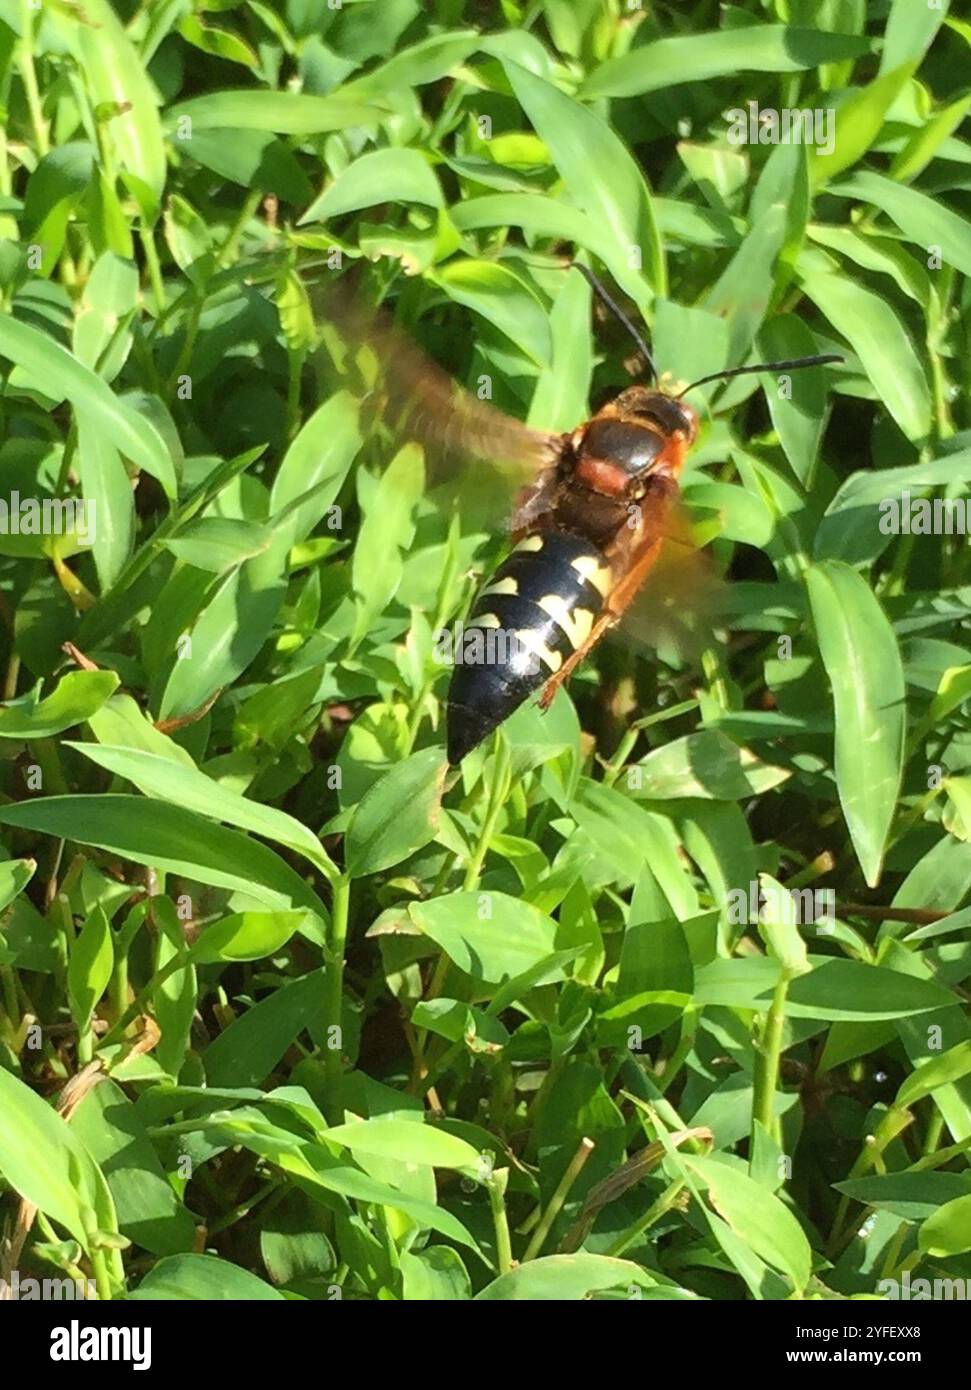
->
[1,0,971,1302]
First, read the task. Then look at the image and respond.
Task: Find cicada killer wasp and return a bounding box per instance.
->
[320,264,841,766]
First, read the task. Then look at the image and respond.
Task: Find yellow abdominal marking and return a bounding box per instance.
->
[514,629,563,672]
[474,613,502,628]
[481,575,519,598]
[515,534,545,552]
[538,594,595,650]
[570,555,612,598]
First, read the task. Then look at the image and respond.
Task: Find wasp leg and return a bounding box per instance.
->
[537,609,619,710]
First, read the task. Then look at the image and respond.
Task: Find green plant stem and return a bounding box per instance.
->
[0,965,19,1035]
[219,187,262,266]
[404,678,434,752]
[323,873,351,1124]
[286,346,306,440]
[167,294,204,397]
[523,1137,594,1261]
[89,1246,113,1301]
[32,738,70,795]
[415,1037,462,1099]
[701,645,732,710]
[462,743,510,891]
[621,1059,706,1154]
[414,743,510,1078]
[3,651,20,701]
[77,1021,94,1065]
[140,224,166,316]
[655,1024,697,1096]
[18,1,49,156]
[487,1171,513,1275]
[922,1108,945,1157]
[879,1220,910,1282]
[605,1178,687,1258]
[100,950,188,1048]
[601,726,639,786]
[887,784,943,850]
[751,971,792,1146]
[826,1106,914,1256]
[107,948,129,1029]
[207,1177,283,1236]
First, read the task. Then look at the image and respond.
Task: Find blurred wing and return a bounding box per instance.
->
[309,272,562,526]
[613,498,724,667]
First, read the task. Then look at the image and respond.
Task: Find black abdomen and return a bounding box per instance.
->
[446,531,611,764]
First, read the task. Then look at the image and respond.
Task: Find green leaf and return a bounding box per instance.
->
[162,518,271,573]
[203,968,327,1088]
[180,129,312,203]
[694,957,952,1019]
[0,796,327,922]
[629,731,790,800]
[87,691,195,766]
[896,1041,971,1110]
[72,251,138,375]
[342,31,480,97]
[0,316,175,494]
[785,960,953,1020]
[919,1195,971,1258]
[572,779,699,911]
[408,891,564,985]
[166,90,385,135]
[274,1142,479,1252]
[429,259,551,368]
[76,410,135,590]
[890,92,971,183]
[269,391,361,547]
[881,0,951,71]
[684,1156,812,1292]
[302,148,442,221]
[0,857,36,912]
[67,905,114,1032]
[829,171,971,280]
[70,1080,195,1257]
[190,910,308,964]
[0,1066,118,1253]
[71,0,167,205]
[835,1172,971,1222]
[156,554,287,721]
[0,670,119,739]
[582,27,872,98]
[400,1247,470,1300]
[323,1119,480,1170]
[806,561,906,887]
[814,449,971,564]
[528,266,593,431]
[702,205,789,363]
[452,196,625,291]
[476,1254,663,1300]
[177,14,259,68]
[350,442,424,646]
[66,742,336,879]
[501,59,665,304]
[808,63,917,188]
[129,1252,285,1299]
[757,314,832,486]
[344,747,446,877]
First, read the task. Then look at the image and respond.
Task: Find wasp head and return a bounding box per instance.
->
[613,387,699,446]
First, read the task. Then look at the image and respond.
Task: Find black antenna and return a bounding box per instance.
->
[677,353,843,398]
[567,263,658,385]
